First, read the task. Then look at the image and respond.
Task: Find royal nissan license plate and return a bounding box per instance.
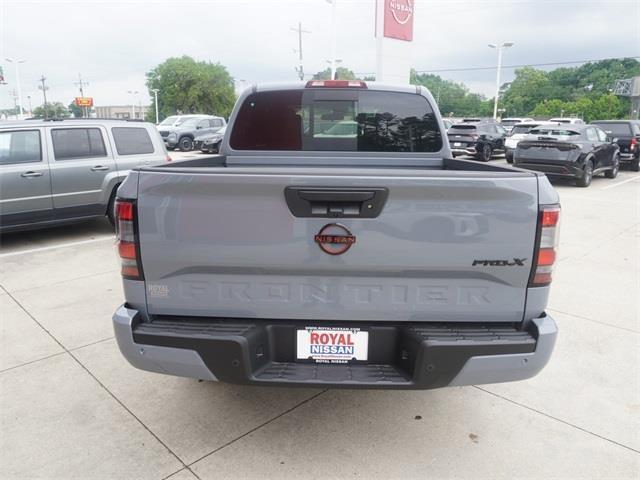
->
[297,327,368,363]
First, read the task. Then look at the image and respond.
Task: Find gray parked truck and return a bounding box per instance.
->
[157,115,226,152]
[113,80,560,389]
[0,118,170,232]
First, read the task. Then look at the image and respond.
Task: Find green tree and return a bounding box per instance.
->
[500,67,550,117]
[146,55,236,122]
[68,101,83,118]
[32,102,70,119]
[312,67,357,80]
[530,99,569,118]
[411,70,491,116]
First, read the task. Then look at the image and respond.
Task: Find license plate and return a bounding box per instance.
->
[453,142,462,147]
[296,327,368,363]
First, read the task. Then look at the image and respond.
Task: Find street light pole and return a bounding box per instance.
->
[151,88,159,124]
[488,42,513,120]
[5,58,26,119]
[127,90,138,119]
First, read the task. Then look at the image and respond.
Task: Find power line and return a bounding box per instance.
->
[413,56,640,74]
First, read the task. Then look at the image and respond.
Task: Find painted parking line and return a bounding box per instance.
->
[600,175,640,190]
[0,236,114,258]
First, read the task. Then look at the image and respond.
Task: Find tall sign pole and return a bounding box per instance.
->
[74,73,90,117]
[375,0,414,84]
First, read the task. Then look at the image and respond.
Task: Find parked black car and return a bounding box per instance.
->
[590,120,640,172]
[196,126,226,153]
[448,121,507,161]
[514,124,620,187]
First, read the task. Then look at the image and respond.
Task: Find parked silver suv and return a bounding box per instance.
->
[0,118,169,232]
[157,114,226,151]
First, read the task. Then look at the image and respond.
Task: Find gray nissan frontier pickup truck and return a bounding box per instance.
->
[112,80,560,389]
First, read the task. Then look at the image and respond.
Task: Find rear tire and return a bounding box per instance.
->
[178,136,194,152]
[631,156,640,172]
[476,144,492,162]
[576,159,593,188]
[505,151,514,164]
[604,155,619,179]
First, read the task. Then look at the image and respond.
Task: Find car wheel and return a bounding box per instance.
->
[179,137,194,152]
[631,156,640,172]
[505,152,513,164]
[576,159,593,187]
[604,155,619,179]
[476,144,492,162]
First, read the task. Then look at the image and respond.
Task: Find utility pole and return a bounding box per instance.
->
[38,75,49,119]
[74,73,89,117]
[27,95,33,117]
[290,22,310,81]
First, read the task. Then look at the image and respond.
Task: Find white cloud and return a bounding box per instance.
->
[1,0,638,109]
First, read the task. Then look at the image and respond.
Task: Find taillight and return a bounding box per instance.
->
[305,80,367,88]
[165,154,172,162]
[529,204,560,287]
[630,137,638,152]
[115,199,143,280]
[471,134,479,140]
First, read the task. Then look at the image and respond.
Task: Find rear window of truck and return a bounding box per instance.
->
[229,90,442,152]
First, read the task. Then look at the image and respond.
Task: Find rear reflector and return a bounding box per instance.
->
[306,80,367,88]
[529,204,560,287]
[115,199,143,280]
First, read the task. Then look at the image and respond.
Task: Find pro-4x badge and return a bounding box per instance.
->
[472,258,526,266]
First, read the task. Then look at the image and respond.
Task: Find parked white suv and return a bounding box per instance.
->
[0,118,169,232]
[504,121,560,163]
[501,117,535,132]
[549,117,584,125]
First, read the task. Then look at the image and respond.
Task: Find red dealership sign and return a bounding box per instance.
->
[75,97,94,107]
[383,0,414,41]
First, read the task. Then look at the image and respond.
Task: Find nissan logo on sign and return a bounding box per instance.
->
[384,0,414,41]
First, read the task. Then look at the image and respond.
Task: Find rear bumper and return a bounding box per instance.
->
[451,146,477,156]
[113,306,557,389]
[514,160,583,178]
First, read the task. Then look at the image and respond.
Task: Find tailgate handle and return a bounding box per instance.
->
[285,187,388,218]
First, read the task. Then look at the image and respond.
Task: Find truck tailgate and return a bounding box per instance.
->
[136,168,539,323]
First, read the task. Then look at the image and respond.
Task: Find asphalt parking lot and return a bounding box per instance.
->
[1,152,639,479]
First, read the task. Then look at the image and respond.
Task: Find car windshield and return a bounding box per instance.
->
[591,123,632,136]
[159,116,179,126]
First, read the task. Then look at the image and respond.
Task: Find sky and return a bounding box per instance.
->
[0,0,639,111]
